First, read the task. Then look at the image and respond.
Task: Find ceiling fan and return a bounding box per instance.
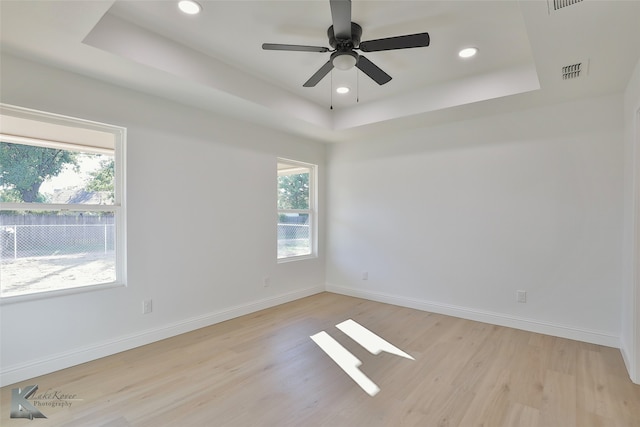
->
[262,0,430,87]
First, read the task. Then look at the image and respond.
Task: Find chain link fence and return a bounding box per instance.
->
[277,214,311,258]
[1,223,115,260]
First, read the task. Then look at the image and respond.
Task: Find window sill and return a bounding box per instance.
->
[0,282,126,305]
[277,254,318,264]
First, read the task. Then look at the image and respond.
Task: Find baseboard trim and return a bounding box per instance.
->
[620,343,636,382]
[0,285,324,387]
[326,284,620,348]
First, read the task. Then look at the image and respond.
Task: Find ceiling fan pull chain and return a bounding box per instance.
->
[330,69,334,110]
[357,69,360,103]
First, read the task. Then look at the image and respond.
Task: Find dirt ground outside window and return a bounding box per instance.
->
[1,253,116,297]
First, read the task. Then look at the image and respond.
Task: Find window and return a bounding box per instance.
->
[277,159,316,260]
[0,104,126,300]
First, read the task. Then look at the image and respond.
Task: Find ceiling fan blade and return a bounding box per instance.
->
[303,60,335,87]
[359,32,430,52]
[356,56,392,85]
[330,0,352,40]
[262,43,330,53]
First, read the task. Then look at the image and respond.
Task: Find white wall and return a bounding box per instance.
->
[0,55,326,386]
[327,93,625,347]
[622,58,640,384]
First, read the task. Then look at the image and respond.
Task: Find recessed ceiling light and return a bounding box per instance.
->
[458,47,478,58]
[178,0,202,15]
[336,86,350,94]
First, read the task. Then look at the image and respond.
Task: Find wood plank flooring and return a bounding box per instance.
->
[1,292,639,426]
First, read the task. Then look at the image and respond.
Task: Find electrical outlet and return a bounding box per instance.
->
[263,277,271,288]
[362,271,368,280]
[516,290,527,303]
[142,299,153,314]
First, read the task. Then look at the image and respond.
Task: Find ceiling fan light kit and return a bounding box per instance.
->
[332,52,358,70]
[262,0,430,88]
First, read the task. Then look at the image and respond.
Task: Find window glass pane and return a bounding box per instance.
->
[0,141,114,205]
[277,213,311,258]
[0,211,116,297]
[277,168,310,210]
[0,105,124,299]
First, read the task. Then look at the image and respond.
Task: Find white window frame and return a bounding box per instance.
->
[277,158,317,262]
[0,104,126,303]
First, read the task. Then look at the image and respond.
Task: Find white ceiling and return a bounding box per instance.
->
[1,1,640,143]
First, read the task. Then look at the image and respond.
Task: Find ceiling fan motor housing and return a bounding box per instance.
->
[328,22,362,51]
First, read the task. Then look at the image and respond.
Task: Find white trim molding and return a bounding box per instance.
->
[326,284,620,349]
[632,107,640,384]
[623,107,640,385]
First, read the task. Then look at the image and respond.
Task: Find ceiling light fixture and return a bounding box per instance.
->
[332,52,358,71]
[458,47,478,58]
[178,0,202,15]
[336,86,350,94]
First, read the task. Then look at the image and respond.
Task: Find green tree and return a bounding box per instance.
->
[277,173,309,210]
[0,142,78,202]
[85,158,115,203]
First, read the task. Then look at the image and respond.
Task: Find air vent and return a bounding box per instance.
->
[562,62,583,80]
[551,0,583,11]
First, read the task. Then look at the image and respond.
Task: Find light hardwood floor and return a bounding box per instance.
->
[1,292,639,426]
